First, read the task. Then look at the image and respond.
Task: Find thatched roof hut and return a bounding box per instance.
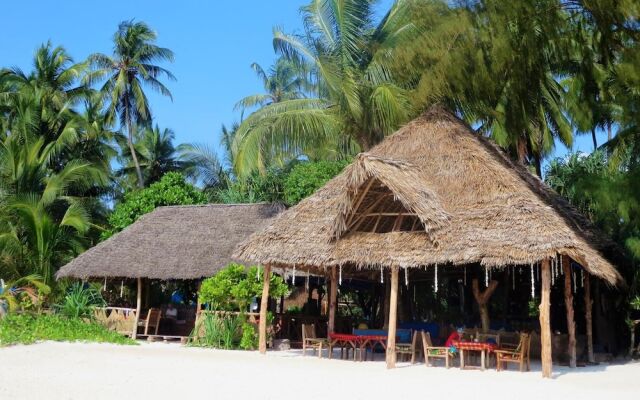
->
[234,107,622,285]
[57,203,283,280]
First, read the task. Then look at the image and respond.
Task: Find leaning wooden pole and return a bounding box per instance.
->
[386,266,399,369]
[562,256,577,368]
[132,278,142,340]
[328,266,338,334]
[259,264,272,354]
[539,259,552,378]
[584,272,595,363]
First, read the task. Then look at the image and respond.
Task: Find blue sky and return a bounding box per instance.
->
[0,1,605,171]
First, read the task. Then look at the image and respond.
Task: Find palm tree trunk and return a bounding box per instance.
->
[591,128,598,151]
[607,123,612,141]
[125,107,145,188]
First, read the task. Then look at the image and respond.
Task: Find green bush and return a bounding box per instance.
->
[198,263,289,311]
[239,322,258,350]
[103,172,207,239]
[283,160,349,205]
[0,314,136,346]
[190,313,250,349]
[56,283,106,319]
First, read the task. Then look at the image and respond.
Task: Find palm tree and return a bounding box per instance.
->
[234,58,307,116]
[0,133,107,283]
[117,125,182,187]
[87,20,175,188]
[231,0,417,176]
[0,42,87,144]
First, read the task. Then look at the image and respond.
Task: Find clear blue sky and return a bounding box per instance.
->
[0,1,605,170]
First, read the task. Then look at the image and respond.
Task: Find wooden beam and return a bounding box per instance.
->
[328,266,338,334]
[562,256,577,368]
[539,259,552,378]
[348,194,392,230]
[345,178,375,227]
[132,278,142,340]
[584,272,594,363]
[259,264,271,354]
[386,266,399,369]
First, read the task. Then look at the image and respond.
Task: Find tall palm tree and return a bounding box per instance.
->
[0,42,87,144]
[231,0,417,176]
[234,58,308,116]
[117,125,182,187]
[0,133,107,283]
[87,20,175,188]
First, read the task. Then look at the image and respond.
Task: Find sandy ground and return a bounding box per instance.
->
[1,342,638,400]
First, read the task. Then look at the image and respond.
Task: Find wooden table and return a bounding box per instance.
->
[357,335,388,361]
[329,333,360,360]
[454,341,497,371]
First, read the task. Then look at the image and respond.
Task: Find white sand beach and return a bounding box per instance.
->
[1,342,638,400]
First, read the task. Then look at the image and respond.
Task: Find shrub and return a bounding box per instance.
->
[239,322,258,350]
[0,314,136,346]
[198,263,289,312]
[56,283,106,319]
[283,160,349,205]
[191,313,247,349]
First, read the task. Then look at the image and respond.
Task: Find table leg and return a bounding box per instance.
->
[460,349,465,369]
[481,350,486,371]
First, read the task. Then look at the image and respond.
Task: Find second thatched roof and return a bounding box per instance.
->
[234,107,623,285]
[57,203,283,280]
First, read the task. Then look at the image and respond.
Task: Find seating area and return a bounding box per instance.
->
[301,323,532,372]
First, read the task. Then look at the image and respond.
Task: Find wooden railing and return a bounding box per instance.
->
[94,307,138,337]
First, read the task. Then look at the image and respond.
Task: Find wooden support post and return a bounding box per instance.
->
[259,264,271,354]
[584,272,594,363]
[539,259,552,378]
[383,276,390,329]
[562,256,576,368]
[132,278,142,340]
[386,266,399,369]
[328,266,338,334]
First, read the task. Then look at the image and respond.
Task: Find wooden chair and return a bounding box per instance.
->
[421,331,453,368]
[139,308,161,336]
[302,323,327,357]
[495,332,531,372]
[396,330,421,363]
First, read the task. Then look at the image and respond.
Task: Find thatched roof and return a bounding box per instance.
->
[234,107,623,285]
[56,203,284,280]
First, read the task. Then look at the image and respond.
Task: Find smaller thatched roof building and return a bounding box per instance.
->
[57,203,283,280]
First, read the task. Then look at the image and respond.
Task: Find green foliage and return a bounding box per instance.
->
[198,263,289,311]
[0,313,136,346]
[0,275,51,314]
[212,168,287,204]
[239,322,258,350]
[55,283,106,319]
[189,312,255,350]
[103,172,207,239]
[283,160,349,205]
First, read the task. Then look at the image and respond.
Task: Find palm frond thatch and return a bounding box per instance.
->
[234,106,623,285]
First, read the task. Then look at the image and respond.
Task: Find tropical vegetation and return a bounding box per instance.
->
[0,0,638,350]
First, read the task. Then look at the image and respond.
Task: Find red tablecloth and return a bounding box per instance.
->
[329,333,359,341]
[453,341,497,352]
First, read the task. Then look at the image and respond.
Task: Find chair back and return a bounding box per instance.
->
[302,324,316,340]
[516,332,531,358]
[421,331,435,348]
[145,308,161,334]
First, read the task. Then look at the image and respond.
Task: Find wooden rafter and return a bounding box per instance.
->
[348,193,392,230]
[345,178,375,228]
